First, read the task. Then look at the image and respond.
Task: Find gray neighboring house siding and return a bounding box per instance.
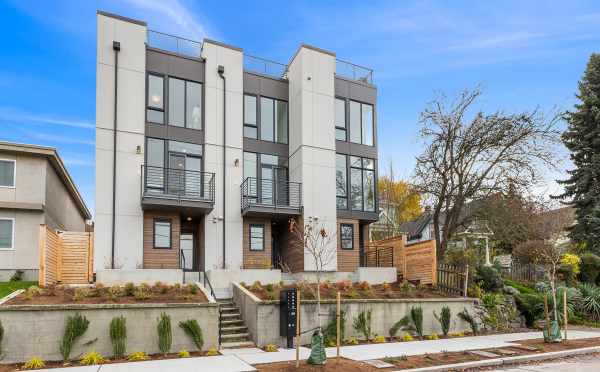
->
[0,142,91,281]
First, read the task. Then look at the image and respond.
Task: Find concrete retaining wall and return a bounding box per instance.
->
[96,269,183,285]
[355,267,397,284]
[232,283,477,347]
[0,302,219,363]
[207,269,281,298]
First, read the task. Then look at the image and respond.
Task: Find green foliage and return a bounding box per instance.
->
[23,357,45,369]
[179,319,204,351]
[389,317,407,338]
[178,349,190,358]
[109,316,127,358]
[391,306,424,338]
[548,286,581,324]
[134,284,152,300]
[579,283,600,321]
[474,266,504,292]
[503,279,536,295]
[9,270,23,282]
[265,283,274,292]
[323,309,346,346]
[515,293,544,327]
[458,308,478,335]
[480,292,518,331]
[580,253,600,284]
[124,282,135,296]
[558,53,600,253]
[557,264,576,286]
[127,351,149,361]
[434,306,451,336]
[60,313,90,361]
[352,310,372,341]
[157,312,172,355]
[80,351,105,365]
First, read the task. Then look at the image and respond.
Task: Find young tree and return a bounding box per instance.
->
[556,54,600,254]
[413,87,560,257]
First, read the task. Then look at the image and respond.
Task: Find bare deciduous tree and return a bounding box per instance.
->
[414,87,560,257]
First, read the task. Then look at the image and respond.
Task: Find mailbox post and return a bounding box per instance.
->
[280,288,297,348]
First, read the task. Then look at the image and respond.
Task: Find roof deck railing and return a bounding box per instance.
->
[244,54,288,79]
[147,30,202,58]
[336,59,374,84]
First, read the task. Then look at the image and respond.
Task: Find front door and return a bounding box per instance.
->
[180,233,194,271]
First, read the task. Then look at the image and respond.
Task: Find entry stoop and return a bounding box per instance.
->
[218,299,255,349]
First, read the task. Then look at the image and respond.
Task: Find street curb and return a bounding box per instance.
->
[391,345,600,372]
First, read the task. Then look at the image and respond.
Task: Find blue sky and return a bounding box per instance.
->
[0,1,599,214]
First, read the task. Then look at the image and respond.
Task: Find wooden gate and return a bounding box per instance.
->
[38,225,93,286]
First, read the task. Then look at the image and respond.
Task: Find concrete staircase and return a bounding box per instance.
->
[218,299,255,349]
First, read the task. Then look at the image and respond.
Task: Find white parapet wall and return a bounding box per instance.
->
[206,269,281,299]
[96,269,183,285]
[355,267,398,284]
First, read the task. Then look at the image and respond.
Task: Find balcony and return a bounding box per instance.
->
[147,30,202,58]
[336,59,374,85]
[241,177,302,217]
[141,165,215,214]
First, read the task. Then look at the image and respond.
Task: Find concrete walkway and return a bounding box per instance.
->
[487,353,600,371]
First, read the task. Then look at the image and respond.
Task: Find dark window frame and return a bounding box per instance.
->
[167,76,203,130]
[243,93,259,139]
[249,224,265,251]
[243,93,289,145]
[348,99,375,146]
[336,153,348,209]
[153,218,172,249]
[335,97,347,141]
[350,156,376,212]
[340,223,354,250]
[146,73,165,124]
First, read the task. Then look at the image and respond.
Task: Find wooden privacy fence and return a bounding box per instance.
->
[367,236,437,285]
[38,225,93,286]
[437,263,469,296]
[364,245,394,267]
[501,262,546,283]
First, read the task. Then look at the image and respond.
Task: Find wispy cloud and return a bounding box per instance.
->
[22,130,94,146]
[0,106,94,129]
[121,0,210,40]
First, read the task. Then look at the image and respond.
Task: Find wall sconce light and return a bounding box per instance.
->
[136,145,142,154]
[234,158,240,167]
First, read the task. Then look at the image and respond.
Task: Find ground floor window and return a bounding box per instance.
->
[0,218,13,249]
[250,224,265,251]
[153,219,171,249]
[340,223,354,250]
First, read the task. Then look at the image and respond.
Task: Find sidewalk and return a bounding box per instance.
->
[41,330,600,371]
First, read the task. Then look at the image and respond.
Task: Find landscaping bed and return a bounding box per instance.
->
[243,280,457,301]
[1,282,207,306]
[0,281,36,299]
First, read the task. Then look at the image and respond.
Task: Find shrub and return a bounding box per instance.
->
[391,306,424,339]
[108,285,124,300]
[401,334,413,342]
[427,333,439,340]
[373,335,386,343]
[264,344,278,352]
[80,351,104,365]
[457,308,478,335]
[549,286,582,324]
[359,281,371,291]
[347,288,360,299]
[60,313,90,361]
[399,281,414,296]
[449,332,464,337]
[157,312,172,355]
[345,336,359,345]
[124,282,136,296]
[206,347,219,356]
[580,253,600,284]
[561,253,581,275]
[128,351,149,361]
[265,283,274,292]
[23,357,45,370]
[110,316,127,358]
[323,309,346,346]
[474,266,503,292]
[10,269,23,282]
[134,284,152,300]
[73,287,89,301]
[336,280,352,292]
[557,264,576,286]
[515,293,544,327]
[382,282,391,291]
[467,282,484,299]
[535,281,549,293]
[503,279,536,295]
[434,306,451,336]
[352,310,372,341]
[251,281,262,291]
[179,319,204,351]
[178,349,190,358]
[579,283,600,321]
[187,283,199,295]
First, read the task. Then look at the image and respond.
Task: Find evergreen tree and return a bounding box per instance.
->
[557,53,600,253]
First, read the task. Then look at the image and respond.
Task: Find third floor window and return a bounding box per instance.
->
[146,74,202,130]
[244,94,288,144]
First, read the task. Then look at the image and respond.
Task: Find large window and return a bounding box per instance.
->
[249,224,265,251]
[153,219,171,249]
[0,160,15,187]
[349,100,374,146]
[244,94,288,144]
[350,156,376,212]
[340,223,354,250]
[147,74,164,124]
[0,218,14,250]
[335,98,347,141]
[336,154,347,209]
[168,77,202,129]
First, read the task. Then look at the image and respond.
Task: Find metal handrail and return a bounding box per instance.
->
[240,177,302,211]
[179,249,186,282]
[203,274,217,301]
[142,165,215,203]
[335,58,374,84]
[147,30,202,58]
[244,54,288,79]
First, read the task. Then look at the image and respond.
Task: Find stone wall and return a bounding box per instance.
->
[0,302,219,363]
[232,283,477,347]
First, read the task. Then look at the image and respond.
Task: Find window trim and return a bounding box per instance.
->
[335,97,348,141]
[146,73,165,125]
[243,93,289,144]
[243,93,259,139]
[348,99,375,146]
[336,154,348,209]
[167,76,203,130]
[249,224,265,251]
[153,218,172,249]
[0,159,16,188]
[349,156,377,212]
[340,223,354,250]
[0,217,15,250]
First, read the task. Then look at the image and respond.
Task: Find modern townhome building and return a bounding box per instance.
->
[94,11,379,290]
[0,141,91,281]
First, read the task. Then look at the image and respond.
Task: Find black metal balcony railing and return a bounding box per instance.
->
[142,165,215,203]
[241,177,302,211]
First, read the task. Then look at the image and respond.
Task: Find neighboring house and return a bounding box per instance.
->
[94,11,379,282]
[0,141,91,281]
[398,211,437,244]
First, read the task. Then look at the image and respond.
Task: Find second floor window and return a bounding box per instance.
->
[244,94,288,144]
[147,74,164,124]
[350,156,375,212]
[336,154,347,209]
[0,159,15,187]
[349,100,374,146]
[169,77,202,129]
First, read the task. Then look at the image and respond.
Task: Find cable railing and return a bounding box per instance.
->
[244,54,288,79]
[142,165,215,203]
[147,30,202,58]
[241,177,302,211]
[336,59,374,84]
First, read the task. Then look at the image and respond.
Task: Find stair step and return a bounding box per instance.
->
[220,312,241,318]
[221,325,247,332]
[221,319,244,325]
[220,307,239,312]
[221,332,250,340]
[220,341,255,349]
